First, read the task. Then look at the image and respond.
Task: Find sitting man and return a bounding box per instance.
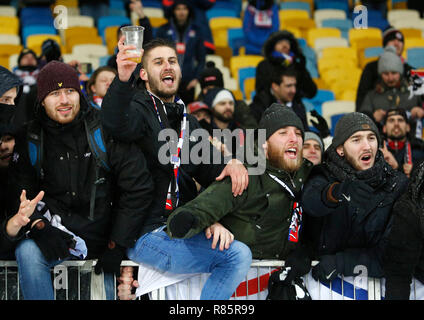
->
[302,112,408,282]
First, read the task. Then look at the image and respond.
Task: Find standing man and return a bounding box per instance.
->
[302,112,408,282]
[7,61,154,300]
[101,37,250,300]
[381,108,424,177]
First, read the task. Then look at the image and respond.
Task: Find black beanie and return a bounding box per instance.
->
[332,112,381,148]
[199,61,224,89]
[36,61,82,102]
[383,27,404,48]
[259,103,305,140]
[17,48,38,66]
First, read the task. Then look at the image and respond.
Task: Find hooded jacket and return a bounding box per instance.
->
[5,94,154,258]
[101,78,229,236]
[383,160,424,299]
[255,30,317,99]
[302,146,408,278]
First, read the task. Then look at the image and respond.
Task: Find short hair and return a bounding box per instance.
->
[270,65,297,86]
[141,38,177,68]
[86,66,117,95]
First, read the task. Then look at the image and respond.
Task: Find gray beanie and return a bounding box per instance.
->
[304,131,323,152]
[332,112,381,148]
[259,103,305,140]
[378,45,403,75]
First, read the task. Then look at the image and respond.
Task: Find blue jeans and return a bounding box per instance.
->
[127,227,252,300]
[15,239,115,300]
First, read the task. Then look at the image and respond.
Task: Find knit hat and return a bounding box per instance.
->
[304,131,323,153]
[36,60,82,102]
[40,38,62,63]
[199,61,224,89]
[259,103,305,140]
[383,27,404,48]
[17,48,37,66]
[203,87,234,109]
[378,46,403,75]
[332,112,381,148]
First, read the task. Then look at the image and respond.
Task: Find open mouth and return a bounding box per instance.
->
[57,106,72,115]
[161,74,175,86]
[0,153,12,161]
[360,153,372,164]
[285,147,298,159]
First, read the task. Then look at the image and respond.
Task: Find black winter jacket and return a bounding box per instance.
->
[302,146,408,278]
[101,78,227,235]
[5,98,154,258]
[383,161,424,299]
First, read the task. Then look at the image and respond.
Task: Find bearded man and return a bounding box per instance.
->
[301,112,408,283]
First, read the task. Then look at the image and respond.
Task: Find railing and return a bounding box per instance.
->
[0,260,417,300]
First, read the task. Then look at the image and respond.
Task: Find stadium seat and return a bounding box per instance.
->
[302,89,335,114]
[210,17,243,48]
[0,34,20,45]
[0,44,22,56]
[359,46,383,68]
[206,54,224,68]
[349,28,382,45]
[67,15,95,28]
[280,2,311,16]
[238,67,256,96]
[143,7,164,18]
[404,38,424,50]
[320,47,357,64]
[307,27,341,47]
[20,6,52,20]
[318,57,357,76]
[0,5,17,16]
[22,25,57,46]
[229,55,263,80]
[388,9,420,26]
[8,53,19,70]
[227,28,245,55]
[54,0,78,7]
[21,15,54,28]
[407,48,424,68]
[315,0,349,15]
[0,16,19,35]
[207,8,238,20]
[279,9,309,22]
[243,77,256,101]
[314,9,346,27]
[142,0,162,8]
[392,19,424,31]
[66,35,103,53]
[280,18,316,38]
[149,17,167,28]
[321,100,356,132]
[110,0,125,10]
[72,44,108,58]
[105,25,120,54]
[97,16,131,40]
[26,34,62,55]
[313,37,348,56]
[321,18,352,39]
[399,28,422,39]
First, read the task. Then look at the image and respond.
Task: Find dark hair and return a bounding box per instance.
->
[86,66,117,95]
[141,38,177,68]
[270,65,297,85]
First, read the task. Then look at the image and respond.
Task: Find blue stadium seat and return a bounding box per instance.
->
[407,48,424,69]
[331,113,346,135]
[142,0,162,8]
[20,6,52,20]
[97,16,131,41]
[316,0,349,15]
[109,0,125,10]
[108,8,127,17]
[228,28,245,55]
[21,15,55,27]
[303,89,335,115]
[238,67,256,96]
[206,8,238,20]
[214,1,240,13]
[22,25,57,46]
[364,46,383,58]
[280,2,311,16]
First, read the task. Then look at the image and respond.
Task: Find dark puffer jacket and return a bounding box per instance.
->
[255,30,317,99]
[383,161,424,299]
[302,146,408,278]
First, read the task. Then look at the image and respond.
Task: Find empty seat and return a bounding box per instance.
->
[67,15,95,28]
[307,27,341,47]
[314,9,346,27]
[388,9,420,25]
[0,5,17,16]
[0,34,20,45]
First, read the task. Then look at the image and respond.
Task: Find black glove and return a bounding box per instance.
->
[332,179,374,208]
[29,218,76,261]
[168,211,199,238]
[312,254,343,283]
[95,241,126,276]
[282,247,313,284]
[295,52,307,69]
[267,272,311,300]
[310,110,330,138]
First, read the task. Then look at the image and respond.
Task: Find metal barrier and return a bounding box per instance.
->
[0,260,416,300]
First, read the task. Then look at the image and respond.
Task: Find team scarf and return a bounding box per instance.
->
[148,91,187,211]
[386,139,412,165]
[267,173,303,243]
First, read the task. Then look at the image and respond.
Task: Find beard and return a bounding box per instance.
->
[148,74,181,101]
[212,108,233,123]
[267,142,302,172]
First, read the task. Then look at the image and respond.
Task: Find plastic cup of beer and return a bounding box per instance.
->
[121,25,144,63]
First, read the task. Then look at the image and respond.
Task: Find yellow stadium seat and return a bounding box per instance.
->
[210,17,243,48]
[284,27,302,38]
[280,18,316,38]
[313,77,328,90]
[66,35,103,53]
[321,47,358,64]
[243,77,256,100]
[307,27,341,47]
[105,25,120,54]
[0,16,19,35]
[318,57,357,74]
[0,44,22,56]
[348,27,382,44]
[27,34,62,56]
[314,9,347,27]
[284,0,314,11]
[399,28,422,39]
[404,38,424,49]
[351,37,383,62]
[232,89,243,101]
[339,90,357,101]
[149,17,167,28]
[279,9,309,22]
[64,26,98,42]
[0,56,9,68]
[54,0,78,7]
[229,55,263,80]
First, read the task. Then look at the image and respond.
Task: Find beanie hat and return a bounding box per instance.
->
[0,65,22,98]
[36,60,81,102]
[304,131,323,152]
[259,103,305,140]
[41,38,62,63]
[199,61,224,89]
[383,27,404,48]
[203,87,234,109]
[18,48,37,66]
[332,112,381,148]
[378,46,403,75]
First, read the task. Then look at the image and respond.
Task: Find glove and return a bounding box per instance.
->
[95,241,126,276]
[168,211,199,238]
[332,179,374,208]
[267,271,311,300]
[282,247,313,284]
[310,110,330,138]
[312,254,343,283]
[29,218,76,261]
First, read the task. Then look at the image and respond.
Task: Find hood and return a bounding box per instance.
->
[262,30,302,60]
[409,160,424,204]
[0,65,23,100]
[168,0,194,21]
[248,0,275,10]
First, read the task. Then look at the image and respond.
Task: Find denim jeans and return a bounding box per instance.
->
[127,227,252,300]
[15,239,115,300]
